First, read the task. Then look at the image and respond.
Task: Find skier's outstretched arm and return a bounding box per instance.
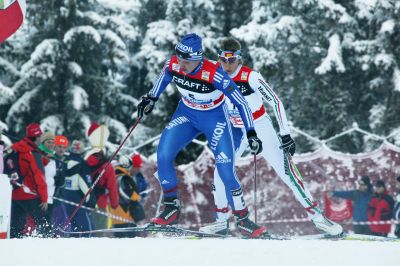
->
[331,190,354,200]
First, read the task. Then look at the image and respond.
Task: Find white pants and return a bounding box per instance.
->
[213,115,321,220]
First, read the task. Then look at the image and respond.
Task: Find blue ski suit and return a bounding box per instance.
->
[148,56,255,210]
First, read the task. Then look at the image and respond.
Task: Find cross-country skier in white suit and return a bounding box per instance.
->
[199,37,343,236]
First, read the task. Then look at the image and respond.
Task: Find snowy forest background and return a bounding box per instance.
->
[1,0,400,162]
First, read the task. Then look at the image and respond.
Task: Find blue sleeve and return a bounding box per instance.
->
[135,173,148,192]
[332,190,354,200]
[213,66,254,131]
[148,59,173,98]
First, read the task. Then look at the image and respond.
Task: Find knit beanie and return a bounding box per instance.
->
[175,33,203,61]
[26,123,42,138]
[132,153,143,168]
[360,176,371,189]
[55,135,69,148]
[41,132,55,143]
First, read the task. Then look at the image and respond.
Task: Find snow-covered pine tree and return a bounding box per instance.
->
[213,0,253,36]
[347,0,400,147]
[4,0,132,142]
[0,56,18,131]
[1,0,398,156]
[230,0,399,152]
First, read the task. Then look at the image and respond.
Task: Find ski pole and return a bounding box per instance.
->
[63,117,142,229]
[153,171,163,217]
[253,153,257,224]
[11,181,135,223]
[53,196,135,224]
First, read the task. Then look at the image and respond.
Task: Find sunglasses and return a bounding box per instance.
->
[218,49,241,64]
[175,47,202,60]
[219,56,239,63]
[176,48,192,59]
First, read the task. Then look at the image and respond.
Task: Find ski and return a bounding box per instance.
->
[293,233,344,240]
[294,232,400,242]
[59,223,228,238]
[341,233,400,242]
[59,223,287,239]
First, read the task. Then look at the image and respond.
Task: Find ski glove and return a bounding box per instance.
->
[137,95,158,118]
[280,134,296,156]
[247,130,263,155]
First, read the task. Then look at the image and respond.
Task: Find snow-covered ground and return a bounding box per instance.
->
[1,238,399,266]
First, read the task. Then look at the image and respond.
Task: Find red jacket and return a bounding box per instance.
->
[11,138,48,203]
[86,152,119,209]
[367,192,394,234]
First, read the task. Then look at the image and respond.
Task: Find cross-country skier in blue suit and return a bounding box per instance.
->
[137,33,267,238]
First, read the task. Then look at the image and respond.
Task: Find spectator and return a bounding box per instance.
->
[367,180,394,237]
[39,132,56,157]
[51,135,69,233]
[10,123,50,238]
[393,176,400,238]
[61,140,96,237]
[85,122,118,234]
[130,153,148,202]
[55,135,68,159]
[54,135,69,193]
[110,155,146,238]
[38,132,57,234]
[327,176,373,234]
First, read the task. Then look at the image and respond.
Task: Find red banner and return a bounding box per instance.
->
[324,192,353,222]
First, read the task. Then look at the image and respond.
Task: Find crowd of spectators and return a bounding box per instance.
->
[0,123,148,238]
[328,176,399,237]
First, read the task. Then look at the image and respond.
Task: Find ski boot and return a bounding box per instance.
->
[312,213,343,236]
[199,220,229,235]
[151,197,180,225]
[233,208,268,238]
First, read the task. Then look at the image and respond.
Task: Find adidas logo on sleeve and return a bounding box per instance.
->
[215,152,232,164]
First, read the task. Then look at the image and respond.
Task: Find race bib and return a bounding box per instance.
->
[228,109,244,128]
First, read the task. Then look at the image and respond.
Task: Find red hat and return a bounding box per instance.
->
[88,122,100,137]
[55,135,69,148]
[131,153,143,168]
[87,122,110,149]
[26,123,42,138]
